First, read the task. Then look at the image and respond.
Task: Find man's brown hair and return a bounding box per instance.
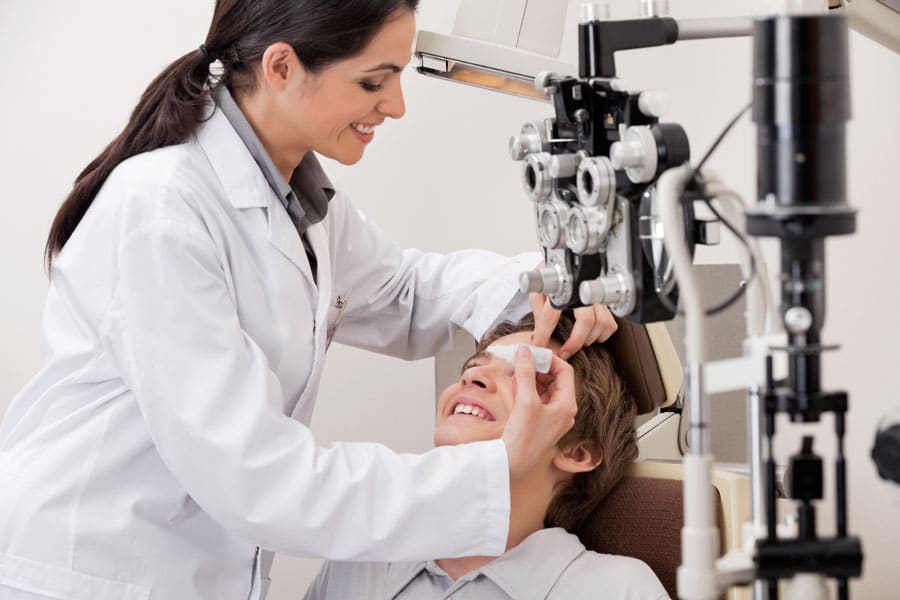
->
[476,311,639,533]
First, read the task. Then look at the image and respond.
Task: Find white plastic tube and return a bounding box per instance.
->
[702,178,778,337]
[657,165,720,600]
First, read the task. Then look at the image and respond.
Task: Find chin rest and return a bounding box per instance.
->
[605,317,682,415]
[575,461,751,600]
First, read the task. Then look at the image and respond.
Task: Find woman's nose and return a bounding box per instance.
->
[378,80,406,120]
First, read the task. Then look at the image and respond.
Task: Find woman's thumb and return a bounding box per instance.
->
[514,346,537,401]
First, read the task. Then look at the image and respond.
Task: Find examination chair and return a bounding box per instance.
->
[587,319,750,600]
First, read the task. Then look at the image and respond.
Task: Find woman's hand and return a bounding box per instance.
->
[530,293,617,359]
[502,347,577,481]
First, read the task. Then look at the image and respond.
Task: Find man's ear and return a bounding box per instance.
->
[553,441,603,474]
[259,42,306,91]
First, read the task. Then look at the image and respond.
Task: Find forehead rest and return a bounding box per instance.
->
[604,316,681,415]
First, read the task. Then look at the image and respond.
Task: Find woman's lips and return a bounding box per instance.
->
[350,122,376,144]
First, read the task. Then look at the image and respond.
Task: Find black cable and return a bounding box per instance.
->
[699,187,757,315]
[695,102,751,173]
[655,181,756,317]
[655,102,757,317]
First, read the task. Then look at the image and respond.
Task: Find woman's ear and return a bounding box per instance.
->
[553,441,602,474]
[259,42,306,91]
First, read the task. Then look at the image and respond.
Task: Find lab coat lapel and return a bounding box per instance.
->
[266,203,316,287]
[290,221,331,423]
[195,103,316,286]
[306,222,332,332]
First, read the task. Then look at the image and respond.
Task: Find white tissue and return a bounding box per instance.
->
[486,344,553,374]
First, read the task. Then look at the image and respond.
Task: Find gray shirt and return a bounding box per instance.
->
[213,84,334,233]
[303,528,670,600]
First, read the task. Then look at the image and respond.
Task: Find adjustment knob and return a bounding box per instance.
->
[579,1,610,23]
[566,205,609,255]
[509,121,549,161]
[580,276,615,304]
[637,90,669,118]
[550,153,580,179]
[522,153,554,202]
[610,126,658,184]
[538,199,570,249]
[579,269,635,315]
[577,156,616,207]
[519,267,564,295]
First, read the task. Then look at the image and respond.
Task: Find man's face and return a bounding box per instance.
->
[434,332,562,446]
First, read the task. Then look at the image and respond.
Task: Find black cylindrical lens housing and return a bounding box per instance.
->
[752,14,852,216]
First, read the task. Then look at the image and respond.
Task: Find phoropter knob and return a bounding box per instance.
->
[519,267,565,295]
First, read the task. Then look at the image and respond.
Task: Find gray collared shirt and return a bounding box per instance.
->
[213,84,334,234]
[303,528,670,600]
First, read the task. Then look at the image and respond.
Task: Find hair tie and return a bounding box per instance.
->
[199,44,216,64]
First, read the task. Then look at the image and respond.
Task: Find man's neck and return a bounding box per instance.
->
[435,471,555,581]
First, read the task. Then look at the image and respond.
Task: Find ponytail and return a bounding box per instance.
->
[44,48,213,269]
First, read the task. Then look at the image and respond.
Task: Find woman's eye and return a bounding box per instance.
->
[359,80,383,92]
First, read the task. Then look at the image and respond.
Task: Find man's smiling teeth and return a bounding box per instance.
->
[453,403,488,419]
[351,123,375,135]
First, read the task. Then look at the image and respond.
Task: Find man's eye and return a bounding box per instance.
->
[461,359,481,374]
[359,80,383,92]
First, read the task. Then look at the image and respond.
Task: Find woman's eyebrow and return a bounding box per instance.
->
[362,62,403,73]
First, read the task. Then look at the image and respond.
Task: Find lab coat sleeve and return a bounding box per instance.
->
[104,217,511,561]
[329,193,540,358]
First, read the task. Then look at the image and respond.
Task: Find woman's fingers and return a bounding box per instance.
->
[530,292,545,320]
[558,305,596,359]
[533,300,618,357]
[503,348,577,481]
[531,294,561,348]
[587,304,617,344]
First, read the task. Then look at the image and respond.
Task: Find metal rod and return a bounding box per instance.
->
[749,384,770,599]
[839,578,849,600]
[676,17,754,40]
[749,385,767,533]
[836,411,848,537]
[765,409,777,542]
[754,580,770,600]
[688,364,710,454]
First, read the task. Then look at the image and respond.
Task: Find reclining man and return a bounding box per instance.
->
[304,312,669,599]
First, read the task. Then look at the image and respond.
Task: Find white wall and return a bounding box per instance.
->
[1,1,898,598]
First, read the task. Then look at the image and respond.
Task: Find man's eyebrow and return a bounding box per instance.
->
[460,350,489,374]
[362,62,404,73]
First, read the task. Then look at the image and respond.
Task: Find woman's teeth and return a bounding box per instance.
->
[453,403,488,419]
[351,123,374,135]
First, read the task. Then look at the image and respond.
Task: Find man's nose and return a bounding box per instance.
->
[461,367,495,391]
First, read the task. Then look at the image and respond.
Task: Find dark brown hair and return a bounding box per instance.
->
[476,312,639,533]
[45,0,419,269]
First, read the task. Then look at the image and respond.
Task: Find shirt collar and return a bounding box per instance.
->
[384,528,586,600]
[385,560,430,599]
[212,84,334,227]
[479,528,586,599]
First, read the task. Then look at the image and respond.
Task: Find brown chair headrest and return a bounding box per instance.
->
[605,316,682,415]
[576,476,725,600]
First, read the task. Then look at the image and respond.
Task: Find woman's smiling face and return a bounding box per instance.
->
[434,332,562,447]
[275,9,414,165]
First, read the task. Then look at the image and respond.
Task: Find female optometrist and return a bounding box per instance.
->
[0,1,617,599]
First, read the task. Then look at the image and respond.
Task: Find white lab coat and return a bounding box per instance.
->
[0,105,536,599]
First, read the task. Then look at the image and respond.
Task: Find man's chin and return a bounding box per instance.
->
[434,426,500,447]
